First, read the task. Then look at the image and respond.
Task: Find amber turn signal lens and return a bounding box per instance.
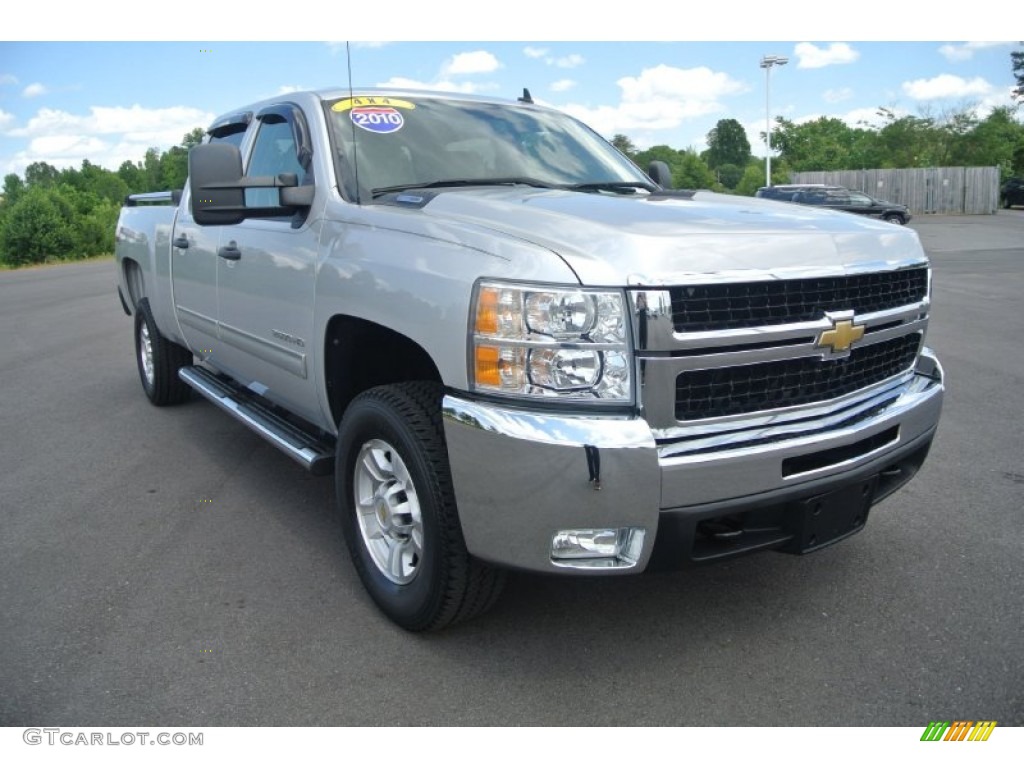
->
[475,287,499,335]
[475,345,501,387]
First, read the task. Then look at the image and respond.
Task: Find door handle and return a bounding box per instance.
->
[218,241,241,261]
[173,235,189,249]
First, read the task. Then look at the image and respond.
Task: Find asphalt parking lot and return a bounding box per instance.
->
[0,211,1021,727]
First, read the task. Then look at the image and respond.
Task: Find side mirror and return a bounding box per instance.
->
[190,144,246,226]
[647,161,673,189]
[189,143,314,226]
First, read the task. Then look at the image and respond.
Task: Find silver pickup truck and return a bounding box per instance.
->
[114,88,944,630]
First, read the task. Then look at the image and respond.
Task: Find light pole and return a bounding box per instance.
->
[760,54,788,187]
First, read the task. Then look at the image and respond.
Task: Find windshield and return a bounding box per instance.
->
[323,94,650,201]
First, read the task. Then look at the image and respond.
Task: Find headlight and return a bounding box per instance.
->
[470,281,632,403]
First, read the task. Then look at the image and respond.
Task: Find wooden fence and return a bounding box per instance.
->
[790,167,1000,215]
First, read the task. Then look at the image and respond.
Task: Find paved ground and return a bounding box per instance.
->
[1,213,1021,726]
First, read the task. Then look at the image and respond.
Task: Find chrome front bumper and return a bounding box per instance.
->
[442,350,943,574]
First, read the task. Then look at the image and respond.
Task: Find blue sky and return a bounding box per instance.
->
[1,9,1019,178]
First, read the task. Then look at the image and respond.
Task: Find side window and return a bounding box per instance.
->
[245,116,306,208]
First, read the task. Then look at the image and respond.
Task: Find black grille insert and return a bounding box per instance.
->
[675,334,921,421]
[670,268,928,333]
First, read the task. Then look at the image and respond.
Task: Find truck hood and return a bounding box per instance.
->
[415,187,926,285]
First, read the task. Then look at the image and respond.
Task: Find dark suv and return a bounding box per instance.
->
[756,184,912,225]
[1001,178,1024,208]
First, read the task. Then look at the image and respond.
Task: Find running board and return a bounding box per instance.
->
[179,366,334,476]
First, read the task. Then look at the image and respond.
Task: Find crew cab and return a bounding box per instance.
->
[115,88,944,630]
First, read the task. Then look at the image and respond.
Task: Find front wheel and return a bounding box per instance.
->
[883,213,905,225]
[336,383,505,631]
[134,298,192,405]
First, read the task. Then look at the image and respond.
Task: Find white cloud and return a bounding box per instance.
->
[22,82,47,98]
[442,50,501,76]
[938,41,1010,62]
[823,87,853,104]
[794,42,860,69]
[550,79,576,93]
[551,54,584,69]
[1,74,18,86]
[0,109,14,130]
[902,74,993,100]
[277,85,306,95]
[3,103,215,175]
[559,64,746,139]
[9,105,213,140]
[374,76,494,95]
[839,107,901,129]
[523,46,547,59]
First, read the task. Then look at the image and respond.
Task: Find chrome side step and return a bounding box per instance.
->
[179,366,334,476]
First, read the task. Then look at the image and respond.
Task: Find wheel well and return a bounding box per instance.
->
[123,259,145,309]
[324,316,443,427]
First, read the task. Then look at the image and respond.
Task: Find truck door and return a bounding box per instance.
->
[170,118,250,363]
[169,184,221,359]
[213,104,322,425]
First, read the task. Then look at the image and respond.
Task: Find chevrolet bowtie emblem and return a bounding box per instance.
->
[817,318,865,354]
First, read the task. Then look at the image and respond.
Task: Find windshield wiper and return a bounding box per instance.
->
[566,180,658,194]
[372,177,559,198]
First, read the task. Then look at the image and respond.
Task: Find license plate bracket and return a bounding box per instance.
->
[782,477,877,554]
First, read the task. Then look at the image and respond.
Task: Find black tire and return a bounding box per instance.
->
[336,382,505,631]
[134,297,193,406]
[883,213,905,225]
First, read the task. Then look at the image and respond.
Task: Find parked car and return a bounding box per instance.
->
[1001,178,1024,208]
[757,184,912,225]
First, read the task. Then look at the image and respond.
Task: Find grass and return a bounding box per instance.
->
[0,253,114,271]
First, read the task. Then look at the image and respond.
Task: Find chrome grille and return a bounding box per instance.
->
[674,334,921,420]
[669,267,928,333]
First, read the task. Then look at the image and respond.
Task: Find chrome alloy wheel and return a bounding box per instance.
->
[353,439,424,585]
[138,322,155,386]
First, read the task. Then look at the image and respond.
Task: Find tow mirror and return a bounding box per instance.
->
[647,161,673,189]
[189,143,314,226]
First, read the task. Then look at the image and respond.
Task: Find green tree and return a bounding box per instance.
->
[2,174,26,206]
[772,117,877,171]
[946,106,1024,175]
[1012,47,1023,101]
[24,161,60,188]
[117,160,145,194]
[634,145,715,189]
[734,162,767,196]
[0,185,77,265]
[873,109,945,167]
[142,148,162,192]
[181,127,205,149]
[610,133,638,159]
[160,146,189,190]
[716,163,744,190]
[674,150,716,189]
[703,119,751,170]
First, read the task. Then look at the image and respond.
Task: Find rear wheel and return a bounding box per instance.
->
[336,382,505,631]
[134,298,192,405]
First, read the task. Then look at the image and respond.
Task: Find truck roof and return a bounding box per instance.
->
[207,87,540,134]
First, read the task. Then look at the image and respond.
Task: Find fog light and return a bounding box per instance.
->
[550,527,645,569]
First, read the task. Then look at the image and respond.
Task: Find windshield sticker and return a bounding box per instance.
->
[332,96,416,112]
[350,105,405,134]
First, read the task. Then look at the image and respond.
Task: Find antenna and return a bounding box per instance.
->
[518,88,534,105]
[346,41,361,204]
